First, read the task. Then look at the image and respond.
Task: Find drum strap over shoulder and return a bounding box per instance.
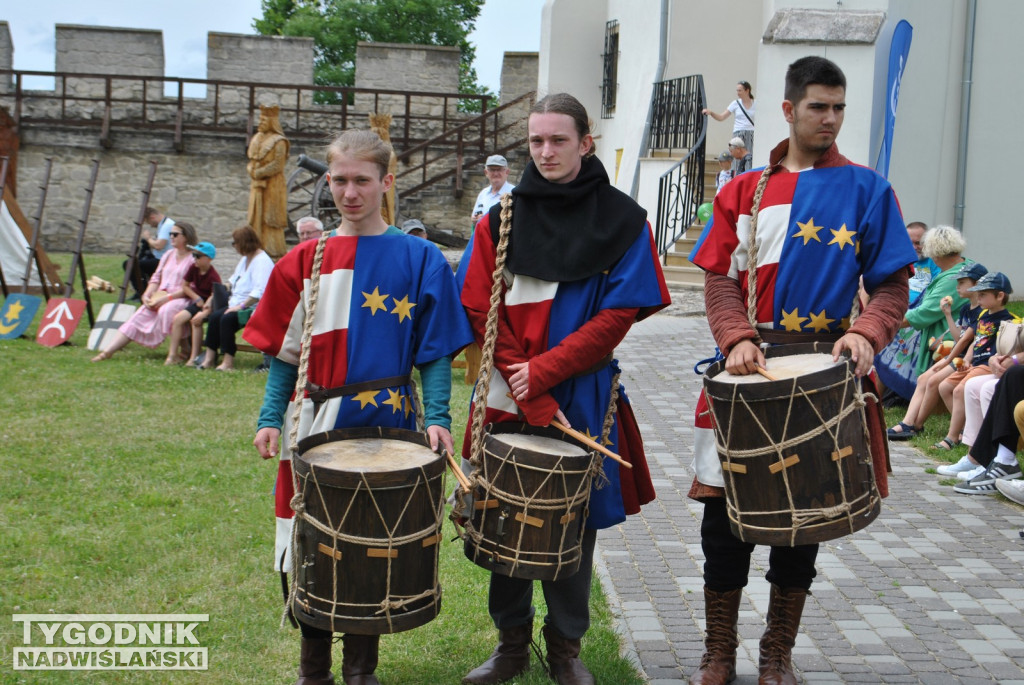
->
[306,374,412,406]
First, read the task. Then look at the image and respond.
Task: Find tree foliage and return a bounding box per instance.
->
[253,0,491,108]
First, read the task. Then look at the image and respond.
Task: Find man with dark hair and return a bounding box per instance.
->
[686,56,916,685]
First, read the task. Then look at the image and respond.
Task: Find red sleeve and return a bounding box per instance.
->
[704,271,760,353]
[464,307,560,426]
[528,307,639,395]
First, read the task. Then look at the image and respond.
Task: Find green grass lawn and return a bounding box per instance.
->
[0,253,643,684]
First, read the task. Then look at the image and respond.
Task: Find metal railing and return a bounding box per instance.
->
[0,69,490,153]
[652,75,707,256]
[396,91,535,199]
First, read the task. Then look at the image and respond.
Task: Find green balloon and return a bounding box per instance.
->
[697,202,713,223]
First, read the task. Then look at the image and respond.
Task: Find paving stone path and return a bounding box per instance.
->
[596,313,1024,684]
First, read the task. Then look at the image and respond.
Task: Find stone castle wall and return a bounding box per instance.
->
[0,23,537,254]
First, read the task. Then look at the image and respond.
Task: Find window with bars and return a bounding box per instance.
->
[601,20,619,118]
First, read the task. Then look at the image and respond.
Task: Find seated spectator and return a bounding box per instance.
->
[906,221,938,306]
[165,241,221,365]
[888,262,985,439]
[875,225,972,401]
[124,206,175,300]
[995,396,1024,504]
[196,226,274,371]
[933,272,1014,451]
[92,222,198,362]
[942,352,1016,481]
[954,360,1024,494]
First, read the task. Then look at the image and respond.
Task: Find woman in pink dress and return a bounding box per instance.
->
[91,222,199,362]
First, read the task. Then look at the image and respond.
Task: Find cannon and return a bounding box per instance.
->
[286,154,341,239]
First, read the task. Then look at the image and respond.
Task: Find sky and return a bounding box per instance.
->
[1,0,545,94]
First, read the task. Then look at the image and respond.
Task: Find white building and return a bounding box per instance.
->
[538,0,1023,290]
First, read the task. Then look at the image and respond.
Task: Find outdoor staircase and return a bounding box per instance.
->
[660,167,718,287]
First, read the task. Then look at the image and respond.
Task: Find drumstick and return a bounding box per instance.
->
[443,449,473,491]
[756,365,778,381]
[550,420,632,470]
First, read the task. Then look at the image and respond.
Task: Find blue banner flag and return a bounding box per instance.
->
[875,20,913,177]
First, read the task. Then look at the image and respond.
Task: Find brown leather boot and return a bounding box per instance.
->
[690,587,742,685]
[758,585,808,685]
[462,622,532,684]
[296,637,335,685]
[542,625,594,685]
[340,634,380,685]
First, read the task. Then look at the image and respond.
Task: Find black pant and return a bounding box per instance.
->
[204,307,242,356]
[123,255,159,295]
[971,365,1024,467]
[701,498,818,592]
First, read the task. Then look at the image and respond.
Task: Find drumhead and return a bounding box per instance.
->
[715,352,841,384]
[489,432,588,457]
[303,438,438,472]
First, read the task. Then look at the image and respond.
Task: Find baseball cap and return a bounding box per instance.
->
[485,155,508,168]
[955,262,987,281]
[968,271,1012,294]
[402,219,426,235]
[728,136,746,149]
[188,241,216,259]
[717,151,731,162]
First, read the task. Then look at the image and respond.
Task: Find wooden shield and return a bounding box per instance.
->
[36,298,88,347]
[0,293,43,339]
[87,302,137,351]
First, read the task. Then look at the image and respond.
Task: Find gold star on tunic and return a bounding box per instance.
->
[351,390,379,409]
[827,224,856,250]
[792,218,824,245]
[361,286,389,316]
[780,308,808,332]
[391,295,416,323]
[840,317,852,331]
[382,389,403,414]
[807,309,836,332]
[403,394,413,418]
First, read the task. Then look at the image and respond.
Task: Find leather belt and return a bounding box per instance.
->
[757,328,843,345]
[306,374,412,405]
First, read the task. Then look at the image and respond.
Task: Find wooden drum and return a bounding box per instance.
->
[464,423,596,581]
[292,426,445,635]
[703,343,880,546]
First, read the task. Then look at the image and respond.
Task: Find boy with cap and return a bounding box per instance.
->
[888,261,987,441]
[166,241,221,365]
[927,271,1015,456]
[714,151,733,195]
[470,154,515,226]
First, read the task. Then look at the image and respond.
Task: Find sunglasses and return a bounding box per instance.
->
[169,232,182,237]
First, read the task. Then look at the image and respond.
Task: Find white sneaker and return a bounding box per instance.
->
[936,455,976,477]
[957,464,986,481]
[995,478,1024,505]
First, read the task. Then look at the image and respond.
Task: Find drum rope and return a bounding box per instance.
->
[455,194,514,527]
[745,165,774,329]
[281,228,331,628]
